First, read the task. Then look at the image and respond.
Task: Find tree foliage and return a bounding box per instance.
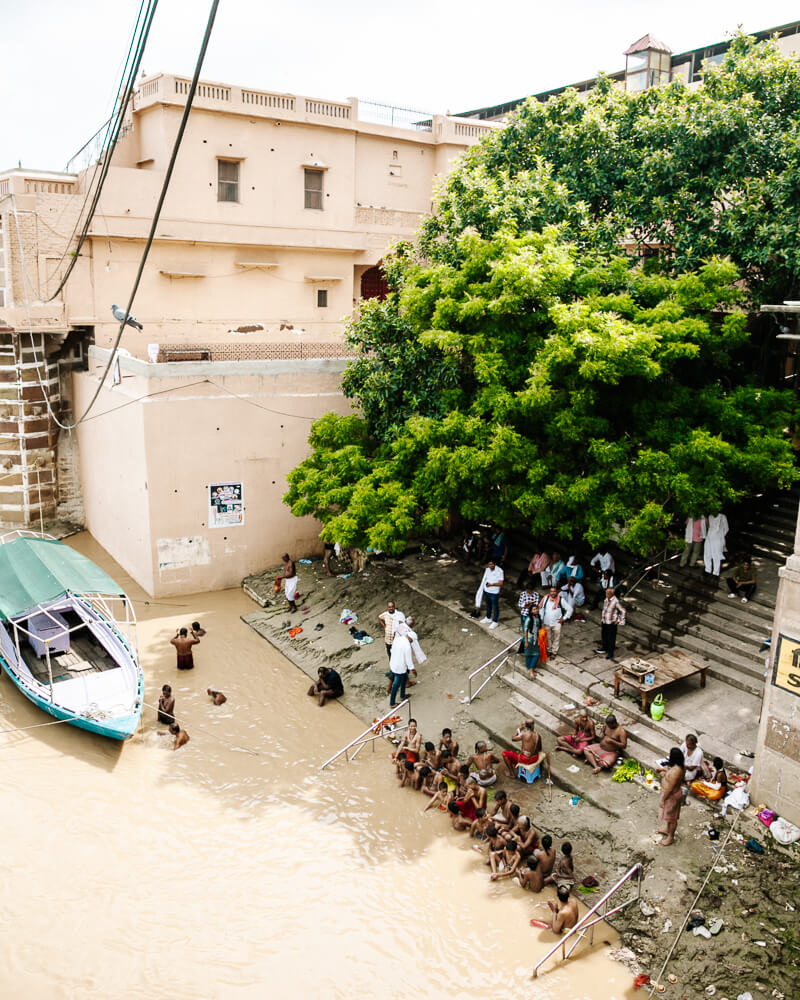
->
[285,34,800,555]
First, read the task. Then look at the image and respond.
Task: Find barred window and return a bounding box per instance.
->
[217,160,239,202]
[304,168,323,210]
[317,289,328,308]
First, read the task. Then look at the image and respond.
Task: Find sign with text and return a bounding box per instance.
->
[209,481,244,529]
[771,632,800,698]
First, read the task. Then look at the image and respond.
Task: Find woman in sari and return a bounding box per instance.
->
[691,757,728,801]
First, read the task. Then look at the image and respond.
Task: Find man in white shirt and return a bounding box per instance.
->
[539,585,571,657]
[561,578,585,608]
[476,560,504,629]
[658,733,707,784]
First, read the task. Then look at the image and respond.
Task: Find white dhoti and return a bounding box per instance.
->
[284,575,299,602]
[703,514,729,576]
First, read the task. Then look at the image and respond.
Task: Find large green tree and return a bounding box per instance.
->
[285,34,800,555]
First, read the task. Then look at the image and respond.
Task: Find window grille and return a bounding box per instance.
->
[217,160,239,202]
[304,169,323,210]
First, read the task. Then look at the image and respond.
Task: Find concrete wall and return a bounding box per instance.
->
[74,348,352,596]
[752,510,800,826]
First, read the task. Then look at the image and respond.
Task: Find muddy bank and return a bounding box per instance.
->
[243,555,800,997]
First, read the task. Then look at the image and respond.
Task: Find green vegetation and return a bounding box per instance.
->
[285,33,800,555]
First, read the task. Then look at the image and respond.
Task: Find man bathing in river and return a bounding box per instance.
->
[170,628,199,670]
[168,722,190,750]
[501,719,542,777]
[207,687,227,706]
[307,666,344,706]
[157,684,175,724]
[548,885,579,933]
[518,834,555,893]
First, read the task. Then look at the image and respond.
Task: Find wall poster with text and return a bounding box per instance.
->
[208,481,244,529]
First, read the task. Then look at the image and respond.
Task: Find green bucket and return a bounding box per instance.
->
[650,693,666,722]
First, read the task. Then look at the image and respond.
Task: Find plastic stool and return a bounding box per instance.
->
[518,762,541,784]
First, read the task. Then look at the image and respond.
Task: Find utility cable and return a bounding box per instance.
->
[71,0,221,428]
[46,0,159,301]
[45,0,151,281]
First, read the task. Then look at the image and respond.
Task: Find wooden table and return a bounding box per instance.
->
[614,649,708,712]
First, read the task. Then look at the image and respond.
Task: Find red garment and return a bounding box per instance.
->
[502,750,541,768]
[404,750,419,764]
[456,799,477,821]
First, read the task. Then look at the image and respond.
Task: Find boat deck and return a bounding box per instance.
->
[20,610,118,684]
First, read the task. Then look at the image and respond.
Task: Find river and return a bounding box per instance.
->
[0,534,634,999]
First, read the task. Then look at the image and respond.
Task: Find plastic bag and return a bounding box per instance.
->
[770,817,800,845]
[720,785,749,816]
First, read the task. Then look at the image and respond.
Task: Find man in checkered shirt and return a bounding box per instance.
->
[597,587,626,661]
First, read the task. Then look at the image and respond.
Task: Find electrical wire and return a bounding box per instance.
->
[204,378,319,420]
[45,0,159,301]
[71,0,221,428]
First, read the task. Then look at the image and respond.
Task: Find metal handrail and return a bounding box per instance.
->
[532,862,643,978]
[319,698,411,769]
[467,638,518,703]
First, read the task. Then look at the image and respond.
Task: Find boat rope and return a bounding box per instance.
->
[0,716,82,739]
[647,810,741,996]
[141,700,260,756]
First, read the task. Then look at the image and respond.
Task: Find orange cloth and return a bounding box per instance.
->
[537,627,548,664]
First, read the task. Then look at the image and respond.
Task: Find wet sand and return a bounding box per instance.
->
[0,534,632,999]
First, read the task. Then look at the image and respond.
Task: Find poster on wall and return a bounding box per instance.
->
[771,632,800,698]
[209,482,244,529]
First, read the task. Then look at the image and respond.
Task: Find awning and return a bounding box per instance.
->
[0,537,122,621]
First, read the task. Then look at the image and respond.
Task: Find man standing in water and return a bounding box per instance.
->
[170,628,199,670]
[548,885,579,933]
[282,553,299,613]
[157,684,175,724]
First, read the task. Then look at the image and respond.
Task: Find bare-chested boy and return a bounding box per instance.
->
[548,884,580,933]
[447,801,473,832]
[394,751,409,780]
[489,789,514,829]
[439,728,460,759]
[397,718,422,762]
[544,841,575,889]
[413,764,434,792]
[518,834,555,892]
[168,722,190,750]
[424,780,453,813]
[466,741,500,786]
[490,838,522,881]
[477,824,506,863]
[470,808,490,840]
[502,719,543,777]
[399,759,417,788]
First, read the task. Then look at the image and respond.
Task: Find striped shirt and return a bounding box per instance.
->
[601,595,626,626]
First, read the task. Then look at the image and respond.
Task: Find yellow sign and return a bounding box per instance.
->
[772,633,800,698]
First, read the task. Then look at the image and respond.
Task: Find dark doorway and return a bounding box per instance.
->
[360,265,389,301]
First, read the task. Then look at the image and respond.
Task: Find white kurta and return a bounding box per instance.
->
[389,624,427,674]
[704,514,729,575]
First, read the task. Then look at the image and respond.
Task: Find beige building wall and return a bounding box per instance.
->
[751,508,800,826]
[74,347,352,596]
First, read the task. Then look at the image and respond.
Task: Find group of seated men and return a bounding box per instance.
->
[391,718,580,934]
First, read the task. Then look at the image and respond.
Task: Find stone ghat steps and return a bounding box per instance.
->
[499,658,747,772]
[634,563,775,623]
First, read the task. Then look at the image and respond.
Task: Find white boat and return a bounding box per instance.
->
[0,531,143,740]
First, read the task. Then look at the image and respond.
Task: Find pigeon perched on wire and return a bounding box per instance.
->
[111,304,143,331]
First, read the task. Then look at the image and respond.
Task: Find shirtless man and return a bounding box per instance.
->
[584,715,628,774]
[282,553,299,612]
[478,825,506,865]
[518,834,555,892]
[413,764,434,793]
[502,720,543,777]
[191,621,206,638]
[421,741,437,766]
[157,684,175,724]
[489,789,514,829]
[397,718,422,762]
[470,808,490,840]
[437,749,459,779]
[207,687,227,706]
[168,722,190,750]
[170,628,199,670]
[447,800,473,832]
[548,884,580,934]
[466,741,500,786]
[399,759,417,788]
[511,815,538,858]
[439,728,460,760]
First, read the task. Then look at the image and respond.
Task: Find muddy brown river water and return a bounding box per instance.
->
[0,534,635,999]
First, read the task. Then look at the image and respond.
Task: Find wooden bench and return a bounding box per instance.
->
[614,648,708,712]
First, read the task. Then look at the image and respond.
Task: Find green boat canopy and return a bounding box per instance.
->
[0,537,123,621]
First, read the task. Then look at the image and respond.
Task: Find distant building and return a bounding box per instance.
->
[0,79,496,593]
[459,19,800,121]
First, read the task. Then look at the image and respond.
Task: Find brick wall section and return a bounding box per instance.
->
[0,327,62,527]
